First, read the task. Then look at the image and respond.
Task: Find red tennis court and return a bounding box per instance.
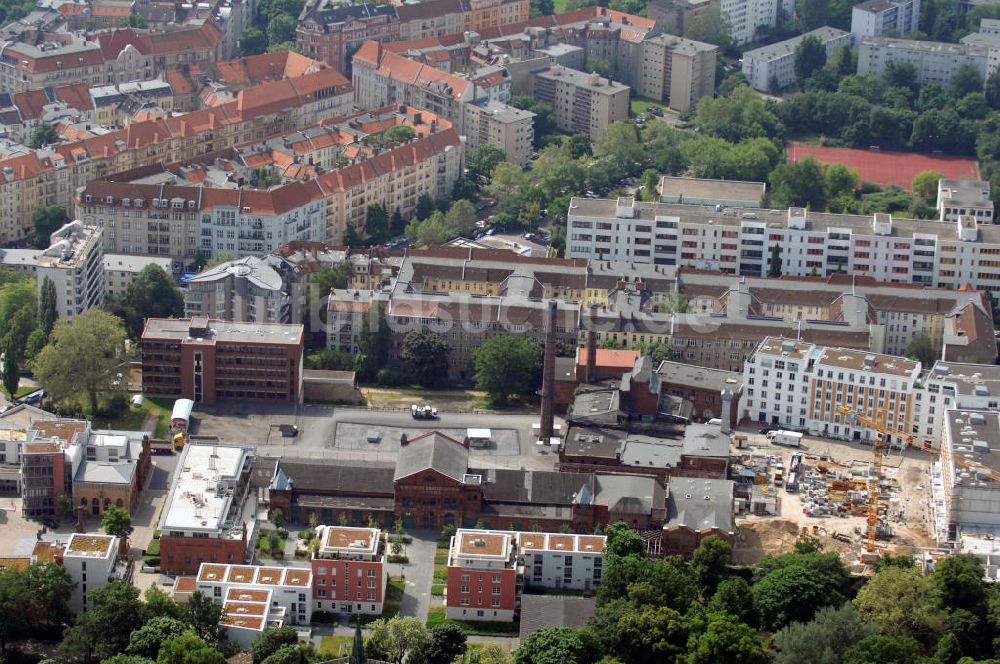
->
[787,143,980,190]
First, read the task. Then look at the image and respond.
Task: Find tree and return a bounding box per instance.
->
[594,122,644,175]
[753,564,844,631]
[156,631,225,664]
[39,276,57,335]
[121,265,183,338]
[769,157,827,210]
[261,644,314,664]
[126,617,189,659]
[184,592,223,645]
[987,71,1000,110]
[793,35,827,87]
[684,4,732,50]
[707,578,754,624]
[529,0,553,17]
[29,122,59,149]
[364,203,390,245]
[566,134,592,159]
[472,335,541,405]
[32,308,126,415]
[382,125,416,144]
[2,342,18,399]
[933,555,988,614]
[101,506,132,540]
[314,262,351,295]
[767,245,782,278]
[853,566,945,643]
[884,60,919,95]
[952,63,984,99]
[142,586,183,622]
[486,162,527,200]
[684,613,767,664]
[585,55,611,78]
[0,563,73,653]
[690,536,731,594]
[611,605,687,664]
[512,628,598,664]
[844,634,921,664]
[250,626,298,664]
[204,253,235,269]
[365,616,429,664]
[239,27,267,56]
[604,521,645,558]
[120,13,148,27]
[643,340,672,365]
[31,205,68,249]
[343,222,362,248]
[399,331,450,388]
[103,656,156,664]
[444,199,477,238]
[415,193,437,221]
[905,330,936,367]
[409,624,467,664]
[773,603,874,664]
[60,581,145,662]
[451,178,479,203]
[911,170,945,202]
[794,0,828,30]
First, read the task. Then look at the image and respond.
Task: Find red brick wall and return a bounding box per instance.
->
[311,557,384,603]
[394,469,482,530]
[160,536,246,574]
[446,566,517,613]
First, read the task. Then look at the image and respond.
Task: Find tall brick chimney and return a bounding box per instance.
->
[539,300,558,440]
[585,302,598,384]
[720,389,733,435]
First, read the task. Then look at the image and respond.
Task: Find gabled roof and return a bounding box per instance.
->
[394,431,469,482]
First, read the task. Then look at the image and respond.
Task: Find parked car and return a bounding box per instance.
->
[42,517,59,530]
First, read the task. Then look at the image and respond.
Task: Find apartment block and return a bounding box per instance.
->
[140,317,304,405]
[912,361,1000,447]
[185,257,290,324]
[219,587,284,648]
[0,67,352,246]
[637,34,717,111]
[467,0,528,32]
[851,0,920,38]
[62,533,121,613]
[38,221,105,320]
[646,0,718,35]
[195,562,313,625]
[530,66,630,140]
[858,37,992,90]
[157,444,256,574]
[21,441,69,518]
[463,101,535,167]
[76,105,459,251]
[937,179,994,224]
[742,27,852,92]
[396,0,470,40]
[739,337,921,440]
[0,21,222,93]
[565,196,1000,298]
[721,0,794,45]
[296,3,400,72]
[310,526,387,615]
[659,176,765,208]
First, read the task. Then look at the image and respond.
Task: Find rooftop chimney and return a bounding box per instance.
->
[720,389,732,435]
[539,300,558,440]
[586,302,598,383]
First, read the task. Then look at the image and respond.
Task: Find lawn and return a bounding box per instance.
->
[92,396,172,437]
[433,563,447,583]
[553,0,568,11]
[630,97,671,116]
[318,636,352,658]
[431,583,445,596]
[426,607,519,636]
[358,576,405,625]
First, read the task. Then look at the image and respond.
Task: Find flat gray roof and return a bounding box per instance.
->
[659,176,765,204]
[142,318,303,345]
[657,361,743,393]
[744,26,850,62]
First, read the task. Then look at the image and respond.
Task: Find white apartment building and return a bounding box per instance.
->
[721,0,793,45]
[530,66,630,140]
[218,587,283,649]
[463,102,535,167]
[739,337,921,440]
[937,179,994,224]
[851,0,920,38]
[36,221,105,320]
[565,197,1000,297]
[858,37,992,90]
[104,254,174,300]
[62,533,120,614]
[742,27,852,92]
[195,562,313,626]
[518,531,606,592]
[637,34,717,112]
[912,361,1000,446]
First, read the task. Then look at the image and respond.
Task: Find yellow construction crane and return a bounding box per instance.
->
[835,405,916,558]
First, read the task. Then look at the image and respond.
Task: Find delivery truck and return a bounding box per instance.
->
[767,430,803,447]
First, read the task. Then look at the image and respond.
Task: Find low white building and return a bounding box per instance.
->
[742,27,853,92]
[858,37,992,91]
[937,179,994,224]
[912,361,1000,446]
[195,562,313,626]
[220,587,285,648]
[62,533,120,613]
[850,0,920,38]
[103,254,174,300]
[517,531,606,591]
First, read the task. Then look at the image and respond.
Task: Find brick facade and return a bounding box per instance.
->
[160,532,248,575]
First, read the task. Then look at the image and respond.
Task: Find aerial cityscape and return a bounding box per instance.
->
[2,0,1000,661]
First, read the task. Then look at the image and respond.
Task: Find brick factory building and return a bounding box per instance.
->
[140,317,304,405]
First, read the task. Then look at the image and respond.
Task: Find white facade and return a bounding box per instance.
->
[742,27,852,92]
[858,37,992,90]
[936,410,1000,542]
[565,197,1000,297]
[36,221,105,320]
[104,254,174,300]
[195,562,313,626]
[200,199,327,258]
[937,179,994,224]
[518,531,606,591]
[62,533,119,614]
[721,0,793,45]
[912,362,1000,446]
[851,0,920,38]
[739,337,921,440]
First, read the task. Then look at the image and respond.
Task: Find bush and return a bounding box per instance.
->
[276,528,289,539]
[388,555,409,563]
[146,539,160,556]
[97,392,129,418]
[311,611,336,625]
[376,368,399,386]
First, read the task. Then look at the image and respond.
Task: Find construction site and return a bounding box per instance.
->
[729,426,941,570]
